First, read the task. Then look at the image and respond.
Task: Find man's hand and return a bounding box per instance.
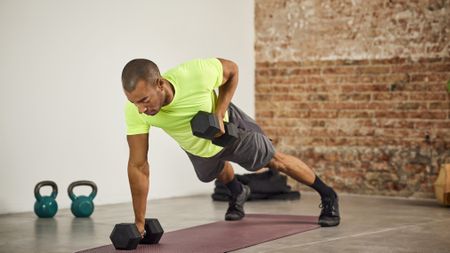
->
[214,112,226,138]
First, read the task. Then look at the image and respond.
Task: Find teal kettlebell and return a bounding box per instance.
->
[68,180,97,218]
[34,180,58,218]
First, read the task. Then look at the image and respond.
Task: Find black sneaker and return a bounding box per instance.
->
[318,195,340,227]
[225,185,251,221]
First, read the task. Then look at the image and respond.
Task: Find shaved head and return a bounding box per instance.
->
[121,59,161,92]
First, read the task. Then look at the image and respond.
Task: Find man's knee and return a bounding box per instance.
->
[192,161,225,183]
[195,164,224,183]
[197,173,216,183]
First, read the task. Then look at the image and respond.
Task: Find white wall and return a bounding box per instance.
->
[0,0,254,214]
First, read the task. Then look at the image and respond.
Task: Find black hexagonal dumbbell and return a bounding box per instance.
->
[190,111,239,147]
[140,218,164,244]
[110,218,164,250]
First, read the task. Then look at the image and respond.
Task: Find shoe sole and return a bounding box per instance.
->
[319,220,340,227]
[225,215,244,221]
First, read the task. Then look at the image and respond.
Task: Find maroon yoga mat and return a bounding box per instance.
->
[77,214,319,253]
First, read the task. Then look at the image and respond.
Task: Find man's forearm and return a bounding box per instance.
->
[128,162,149,229]
[216,77,237,117]
[216,64,239,118]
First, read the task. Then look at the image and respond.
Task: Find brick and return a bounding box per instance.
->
[322,75,346,84]
[255,85,272,93]
[415,121,450,129]
[358,103,393,110]
[322,67,356,75]
[269,68,287,76]
[410,93,447,101]
[354,119,377,127]
[256,69,270,76]
[311,120,327,127]
[353,94,372,101]
[339,93,371,101]
[307,94,330,101]
[406,84,446,92]
[371,57,407,65]
[410,74,429,82]
[306,76,326,84]
[289,84,309,92]
[417,58,443,64]
[255,62,270,68]
[374,111,409,119]
[341,85,355,92]
[377,119,415,128]
[338,111,373,118]
[276,110,311,118]
[281,94,304,101]
[315,84,341,92]
[428,73,450,82]
[374,73,410,83]
[428,63,450,72]
[356,66,391,75]
[347,84,389,92]
[391,64,427,73]
[373,93,409,101]
[309,111,338,119]
[429,102,449,110]
[334,59,371,66]
[408,111,447,119]
[255,111,274,118]
[287,102,321,110]
[291,68,321,75]
[396,102,426,110]
[322,103,359,110]
[342,76,363,83]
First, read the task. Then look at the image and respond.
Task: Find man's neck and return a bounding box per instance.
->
[162,79,175,106]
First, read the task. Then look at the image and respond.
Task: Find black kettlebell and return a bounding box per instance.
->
[34,180,58,218]
[68,180,98,218]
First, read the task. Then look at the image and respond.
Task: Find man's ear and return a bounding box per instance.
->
[156,78,164,90]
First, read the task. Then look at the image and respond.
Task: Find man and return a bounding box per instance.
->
[121,57,340,235]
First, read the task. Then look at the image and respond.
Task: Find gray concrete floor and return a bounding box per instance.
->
[0,192,449,253]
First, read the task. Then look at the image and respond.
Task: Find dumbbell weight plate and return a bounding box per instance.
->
[110,223,141,250]
[141,218,164,244]
[212,122,239,147]
[190,111,221,139]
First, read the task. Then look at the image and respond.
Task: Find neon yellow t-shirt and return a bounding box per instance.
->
[124,58,229,158]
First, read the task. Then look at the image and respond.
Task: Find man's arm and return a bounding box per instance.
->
[127,133,150,234]
[215,58,239,135]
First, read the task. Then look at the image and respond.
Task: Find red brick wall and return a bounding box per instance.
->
[255,0,450,197]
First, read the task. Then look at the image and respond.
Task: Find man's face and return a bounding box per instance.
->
[125,79,164,116]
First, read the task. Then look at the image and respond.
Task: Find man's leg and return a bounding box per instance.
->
[216,161,236,184]
[266,152,340,227]
[216,161,251,221]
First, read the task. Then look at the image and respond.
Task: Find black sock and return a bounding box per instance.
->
[309,176,336,199]
[225,177,243,196]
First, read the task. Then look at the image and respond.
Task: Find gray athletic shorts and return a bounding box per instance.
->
[185,103,276,182]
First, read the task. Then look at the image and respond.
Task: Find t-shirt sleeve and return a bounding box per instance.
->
[124,101,150,135]
[208,58,223,89]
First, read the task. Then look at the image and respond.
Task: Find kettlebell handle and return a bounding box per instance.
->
[34,180,58,201]
[68,180,97,201]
